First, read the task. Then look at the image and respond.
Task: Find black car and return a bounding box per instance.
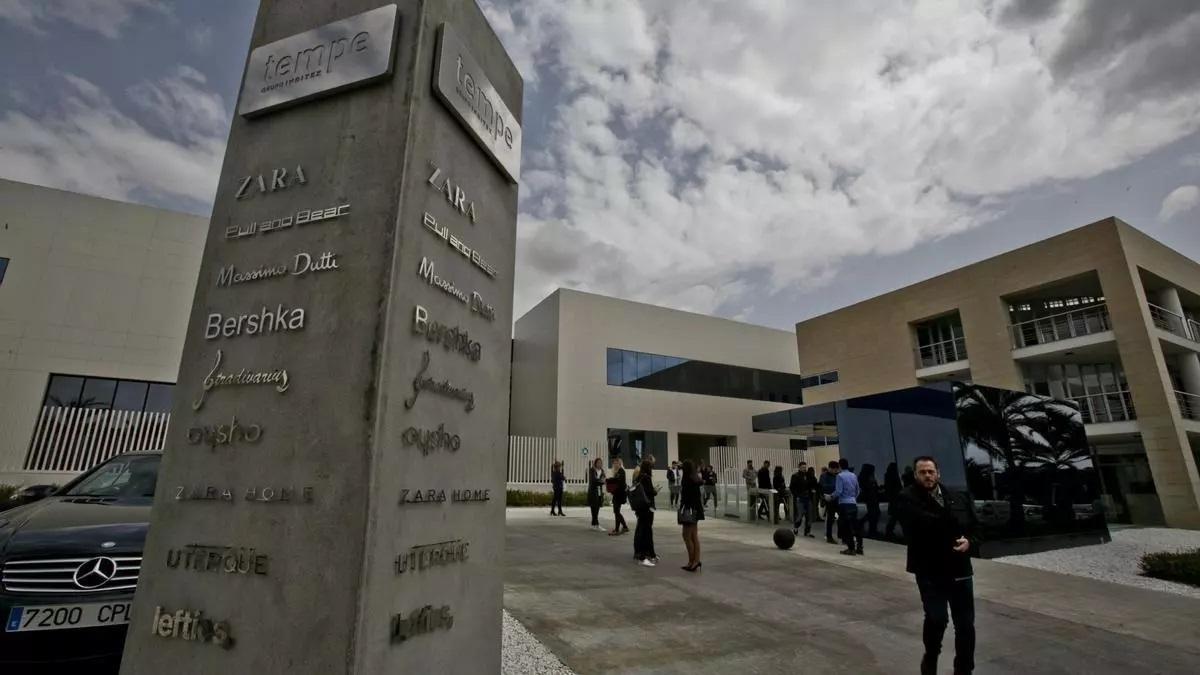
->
[2,485,58,513]
[0,451,159,670]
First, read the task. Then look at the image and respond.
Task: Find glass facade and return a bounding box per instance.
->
[753,382,1110,557]
[914,313,967,366]
[607,428,668,470]
[1023,363,1134,423]
[0,257,8,286]
[605,347,836,404]
[42,374,174,413]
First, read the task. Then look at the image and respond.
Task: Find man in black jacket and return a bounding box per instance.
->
[895,456,979,675]
[756,460,772,519]
[789,462,814,537]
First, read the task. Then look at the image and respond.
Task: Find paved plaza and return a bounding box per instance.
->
[504,507,1200,674]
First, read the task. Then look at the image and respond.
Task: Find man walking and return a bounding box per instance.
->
[895,456,979,675]
[667,461,680,507]
[789,461,814,537]
[832,458,862,556]
[819,462,838,543]
[756,460,772,520]
[702,464,719,507]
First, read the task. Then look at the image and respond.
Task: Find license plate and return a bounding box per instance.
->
[5,602,131,633]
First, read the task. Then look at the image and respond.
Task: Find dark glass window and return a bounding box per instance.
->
[113,381,149,411]
[0,257,8,286]
[42,374,173,413]
[607,428,668,470]
[605,348,835,403]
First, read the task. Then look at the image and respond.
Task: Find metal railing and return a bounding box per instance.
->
[1070,391,1136,424]
[508,436,606,486]
[1176,391,1200,420]
[915,336,968,369]
[1147,303,1199,342]
[1010,304,1110,349]
[24,407,170,472]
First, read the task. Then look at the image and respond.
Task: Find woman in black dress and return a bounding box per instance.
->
[586,458,605,531]
[631,458,658,565]
[609,457,630,535]
[678,460,705,571]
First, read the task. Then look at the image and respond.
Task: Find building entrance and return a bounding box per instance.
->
[678,433,735,466]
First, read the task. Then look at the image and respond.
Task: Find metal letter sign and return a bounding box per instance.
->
[433,23,522,184]
[239,4,399,117]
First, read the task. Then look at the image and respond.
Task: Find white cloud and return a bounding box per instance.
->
[1159,185,1200,222]
[186,24,214,52]
[0,69,227,211]
[488,0,1200,319]
[0,0,165,38]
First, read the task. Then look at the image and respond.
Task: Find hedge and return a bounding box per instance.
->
[1139,548,1200,588]
[505,490,601,507]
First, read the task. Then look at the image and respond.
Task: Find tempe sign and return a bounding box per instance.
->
[123,1,521,673]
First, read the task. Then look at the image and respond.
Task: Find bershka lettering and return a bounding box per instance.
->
[417,257,468,304]
[427,163,478,223]
[413,305,481,361]
[150,606,233,649]
[422,212,498,278]
[205,304,306,340]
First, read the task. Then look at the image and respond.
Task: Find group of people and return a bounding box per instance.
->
[555,456,706,571]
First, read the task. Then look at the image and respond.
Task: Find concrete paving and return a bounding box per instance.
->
[504,507,1200,674]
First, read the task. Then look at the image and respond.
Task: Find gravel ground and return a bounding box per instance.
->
[502,609,575,675]
[995,527,1200,599]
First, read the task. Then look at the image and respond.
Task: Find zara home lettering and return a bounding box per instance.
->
[175,485,314,504]
[422,211,497,278]
[217,251,340,288]
[236,166,306,199]
[398,488,491,505]
[205,304,305,340]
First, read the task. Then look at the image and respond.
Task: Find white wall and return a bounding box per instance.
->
[511,288,805,464]
[0,179,207,481]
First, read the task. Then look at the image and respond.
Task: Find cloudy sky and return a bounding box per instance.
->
[2,0,1200,330]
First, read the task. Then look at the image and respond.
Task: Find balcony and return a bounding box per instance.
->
[1010,304,1111,349]
[1148,303,1200,343]
[915,336,967,369]
[1070,390,1136,424]
[1176,390,1200,421]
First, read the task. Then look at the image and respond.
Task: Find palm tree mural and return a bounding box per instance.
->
[954,383,1088,530]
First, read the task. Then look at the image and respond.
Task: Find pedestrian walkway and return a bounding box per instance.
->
[504,507,1200,674]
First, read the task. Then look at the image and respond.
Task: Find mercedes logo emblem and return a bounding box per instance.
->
[73,557,118,590]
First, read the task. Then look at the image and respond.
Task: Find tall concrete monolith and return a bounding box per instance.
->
[120,1,521,671]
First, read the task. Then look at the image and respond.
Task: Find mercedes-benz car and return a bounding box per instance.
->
[0,451,160,670]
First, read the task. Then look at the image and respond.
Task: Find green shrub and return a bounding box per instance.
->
[505,489,599,507]
[0,484,16,504]
[1139,548,1200,588]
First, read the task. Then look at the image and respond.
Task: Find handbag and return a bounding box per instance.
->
[677,505,698,525]
[627,480,648,511]
[605,477,617,494]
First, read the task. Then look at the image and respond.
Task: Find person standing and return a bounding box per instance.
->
[756,460,772,520]
[833,458,862,556]
[895,456,979,675]
[667,461,680,507]
[790,462,814,537]
[820,462,838,543]
[772,465,788,522]
[678,460,704,571]
[609,458,630,536]
[550,460,566,516]
[632,458,659,566]
[884,462,903,539]
[702,464,719,508]
[860,463,881,538]
[586,458,606,531]
[742,459,756,501]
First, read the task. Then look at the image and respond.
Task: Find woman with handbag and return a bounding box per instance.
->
[586,457,606,531]
[679,460,704,571]
[630,458,659,566]
[608,457,630,535]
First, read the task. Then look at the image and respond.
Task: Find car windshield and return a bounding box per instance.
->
[62,454,161,499]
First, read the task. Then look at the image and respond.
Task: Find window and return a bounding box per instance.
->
[604,348,835,403]
[42,374,174,413]
[0,257,8,286]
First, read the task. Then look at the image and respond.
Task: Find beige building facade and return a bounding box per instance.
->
[0,179,206,485]
[794,217,1200,528]
[510,289,833,471]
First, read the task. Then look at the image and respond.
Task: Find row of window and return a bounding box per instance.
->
[1009,295,1105,313]
[43,374,174,414]
[605,348,837,404]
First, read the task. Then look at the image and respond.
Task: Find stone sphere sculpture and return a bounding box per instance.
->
[773,527,796,550]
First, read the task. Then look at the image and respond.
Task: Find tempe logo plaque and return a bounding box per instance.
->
[239,4,400,116]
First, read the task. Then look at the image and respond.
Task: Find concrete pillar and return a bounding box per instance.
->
[1176,353,1200,396]
[121,2,522,673]
[1157,286,1185,316]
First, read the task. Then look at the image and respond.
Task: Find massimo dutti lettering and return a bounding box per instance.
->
[205,304,306,340]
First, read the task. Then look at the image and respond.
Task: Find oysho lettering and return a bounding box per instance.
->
[186,417,264,450]
[401,423,461,455]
